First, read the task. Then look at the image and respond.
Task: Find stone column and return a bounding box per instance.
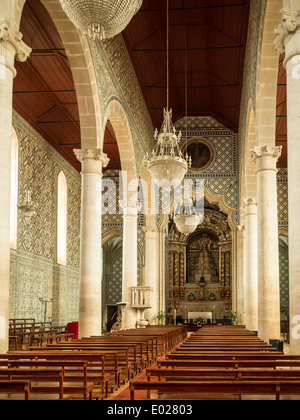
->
[243,199,258,332]
[74,149,109,338]
[251,146,282,342]
[274,5,300,353]
[237,224,246,325]
[158,227,167,319]
[144,225,159,324]
[0,21,30,352]
[121,201,139,329]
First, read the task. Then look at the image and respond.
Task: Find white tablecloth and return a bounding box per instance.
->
[188,312,213,321]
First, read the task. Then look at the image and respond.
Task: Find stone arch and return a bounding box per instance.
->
[256,0,282,148]
[102,229,143,284]
[39,0,102,150]
[204,188,236,232]
[244,100,257,200]
[102,230,123,247]
[103,99,138,197]
[103,99,137,177]
[7,0,27,30]
[138,160,155,224]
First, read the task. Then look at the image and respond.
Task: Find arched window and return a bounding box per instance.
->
[57,171,67,265]
[10,129,19,250]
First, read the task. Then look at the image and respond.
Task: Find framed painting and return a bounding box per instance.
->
[182,140,213,171]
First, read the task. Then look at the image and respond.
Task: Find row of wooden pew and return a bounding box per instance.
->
[0,325,187,400]
[130,325,300,400]
[9,318,74,350]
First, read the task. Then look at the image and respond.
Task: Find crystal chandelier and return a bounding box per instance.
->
[144,0,191,189]
[144,108,191,188]
[58,0,143,40]
[174,198,203,235]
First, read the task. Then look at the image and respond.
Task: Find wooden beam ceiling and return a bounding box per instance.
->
[13,0,287,171]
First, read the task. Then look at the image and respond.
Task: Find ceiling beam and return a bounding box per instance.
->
[151,105,238,110]
[132,45,243,52]
[37,120,80,124]
[145,84,240,89]
[13,90,76,94]
[140,3,248,12]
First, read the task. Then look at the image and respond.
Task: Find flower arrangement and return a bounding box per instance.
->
[194,318,205,326]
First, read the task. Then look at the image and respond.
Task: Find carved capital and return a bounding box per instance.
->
[120,198,141,216]
[251,145,282,168]
[243,198,257,208]
[74,148,109,175]
[74,148,109,166]
[274,8,299,55]
[237,224,245,232]
[0,20,31,64]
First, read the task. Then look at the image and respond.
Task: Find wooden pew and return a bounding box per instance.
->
[0,352,111,397]
[0,359,109,400]
[0,380,31,400]
[145,367,300,399]
[70,341,141,375]
[158,359,300,370]
[126,324,300,400]
[86,336,155,369]
[147,367,300,382]
[0,368,65,399]
[33,344,133,384]
[129,379,300,400]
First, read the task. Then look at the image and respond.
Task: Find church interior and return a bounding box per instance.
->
[0,0,300,401]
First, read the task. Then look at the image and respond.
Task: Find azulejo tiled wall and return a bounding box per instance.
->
[176,116,238,223]
[89,34,155,171]
[10,112,81,325]
[277,168,288,230]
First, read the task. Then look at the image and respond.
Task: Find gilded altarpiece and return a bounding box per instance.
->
[168,209,232,321]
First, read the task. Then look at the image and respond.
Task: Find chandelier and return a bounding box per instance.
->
[144,0,191,189]
[144,108,191,188]
[58,0,143,40]
[174,198,203,235]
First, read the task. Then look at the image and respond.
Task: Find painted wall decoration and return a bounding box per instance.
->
[182,140,214,171]
[10,112,81,325]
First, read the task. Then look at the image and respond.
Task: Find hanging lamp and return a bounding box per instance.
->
[58,0,143,41]
[173,25,201,235]
[144,0,191,189]
[174,195,203,235]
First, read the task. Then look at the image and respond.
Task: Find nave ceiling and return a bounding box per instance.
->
[13,0,287,172]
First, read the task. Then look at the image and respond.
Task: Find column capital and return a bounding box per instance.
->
[74,148,109,175]
[0,20,31,74]
[243,198,257,208]
[143,226,158,235]
[251,145,282,173]
[237,224,245,232]
[274,8,300,66]
[119,198,141,216]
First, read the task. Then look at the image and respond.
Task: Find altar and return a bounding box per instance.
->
[188,312,213,323]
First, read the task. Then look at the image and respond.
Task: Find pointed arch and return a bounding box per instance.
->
[256,0,282,148]
[103,99,137,194]
[40,0,103,150]
[245,100,257,200]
